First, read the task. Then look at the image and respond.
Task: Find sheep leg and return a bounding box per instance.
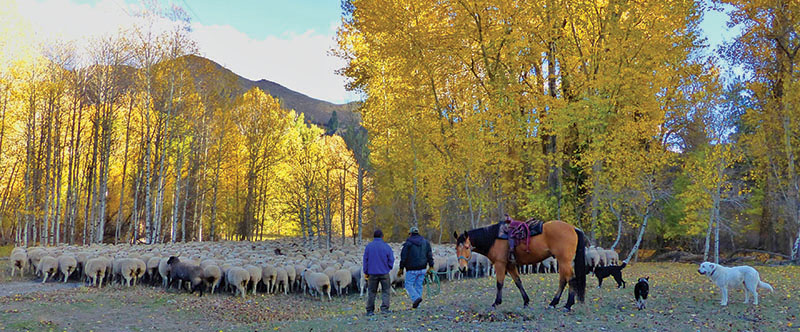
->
[42,272,49,284]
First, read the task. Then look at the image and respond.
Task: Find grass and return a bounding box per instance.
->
[0,263,797,331]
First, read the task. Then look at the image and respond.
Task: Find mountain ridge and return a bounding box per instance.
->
[186,55,359,127]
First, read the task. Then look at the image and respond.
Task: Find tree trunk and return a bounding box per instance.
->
[209,142,222,242]
[115,100,134,244]
[590,161,602,242]
[340,172,346,245]
[180,169,189,242]
[609,201,623,250]
[171,138,184,243]
[357,165,364,246]
[785,112,799,259]
[625,205,651,263]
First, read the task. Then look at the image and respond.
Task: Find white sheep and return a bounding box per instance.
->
[57,255,77,283]
[146,256,161,284]
[332,269,352,296]
[132,258,147,286]
[275,267,289,295]
[203,265,222,294]
[84,257,110,287]
[226,267,250,298]
[305,271,332,301]
[37,256,58,284]
[10,249,27,277]
[586,247,600,268]
[285,265,297,292]
[244,265,262,295]
[605,249,620,266]
[27,248,46,274]
[261,264,277,293]
[158,257,172,288]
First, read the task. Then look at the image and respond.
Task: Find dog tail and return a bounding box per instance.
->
[758,281,774,292]
[620,261,627,269]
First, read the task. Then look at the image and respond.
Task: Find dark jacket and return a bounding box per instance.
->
[399,234,434,271]
[363,238,394,275]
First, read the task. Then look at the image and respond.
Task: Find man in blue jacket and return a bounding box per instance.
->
[398,226,434,309]
[363,228,394,315]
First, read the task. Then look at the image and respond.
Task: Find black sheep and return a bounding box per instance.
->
[166,256,208,297]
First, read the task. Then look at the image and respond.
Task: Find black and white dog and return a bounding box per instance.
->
[634,277,649,310]
[590,261,627,288]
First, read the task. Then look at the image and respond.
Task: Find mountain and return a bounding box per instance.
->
[185,55,360,127]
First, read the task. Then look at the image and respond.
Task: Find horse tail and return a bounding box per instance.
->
[571,228,587,302]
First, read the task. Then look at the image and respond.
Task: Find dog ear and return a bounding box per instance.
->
[453,231,459,240]
[646,276,649,280]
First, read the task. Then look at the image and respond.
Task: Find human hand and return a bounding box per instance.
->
[396,269,403,278]
[364,274,369,281]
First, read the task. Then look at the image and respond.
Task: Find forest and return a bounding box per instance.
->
[0,3,366,249]
[335,0,800,262]
[0,0,798,263]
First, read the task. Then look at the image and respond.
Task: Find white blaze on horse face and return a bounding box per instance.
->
[456,240,472,270]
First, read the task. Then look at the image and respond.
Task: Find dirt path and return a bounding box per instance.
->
[0,281,82,297]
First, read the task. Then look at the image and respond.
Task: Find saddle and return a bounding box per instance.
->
[508,218,544,252]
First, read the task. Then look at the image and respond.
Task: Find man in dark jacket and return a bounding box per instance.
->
[398,226,434,309]
[363,228,394,315]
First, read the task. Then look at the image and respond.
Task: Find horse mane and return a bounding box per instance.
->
[464,223,501,256]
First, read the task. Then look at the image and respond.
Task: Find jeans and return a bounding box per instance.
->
[404,269,426,302]
[366,273,390,313]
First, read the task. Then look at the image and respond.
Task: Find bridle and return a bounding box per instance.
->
[458,242,472,264]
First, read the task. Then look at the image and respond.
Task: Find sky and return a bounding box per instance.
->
[10,0,738,105]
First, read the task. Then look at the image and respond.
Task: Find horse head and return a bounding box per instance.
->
[453,231,472,274]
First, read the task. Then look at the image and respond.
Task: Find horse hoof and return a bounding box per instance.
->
[548,305,557,309]
[562,307,572,313]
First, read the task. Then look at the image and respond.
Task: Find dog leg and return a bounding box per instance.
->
[752,288,758,305]
[743,285,749,304]
[720,286,728,306]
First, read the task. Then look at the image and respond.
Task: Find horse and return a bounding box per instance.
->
[454,220,587,311]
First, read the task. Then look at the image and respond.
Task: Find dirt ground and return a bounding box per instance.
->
[0,262,798,331]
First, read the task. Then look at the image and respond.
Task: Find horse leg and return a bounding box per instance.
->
[564,289,576,311]
[549,279,567,308]
[508,266,530,307]
[560,256,578,312]
[493,263,506,308]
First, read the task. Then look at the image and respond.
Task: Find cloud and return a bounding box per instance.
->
[192,22,356,104]
[11,0,356,104]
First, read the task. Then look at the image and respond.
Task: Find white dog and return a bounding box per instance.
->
[697,262,774,306]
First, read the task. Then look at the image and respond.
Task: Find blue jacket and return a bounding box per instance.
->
[363,238,394,275]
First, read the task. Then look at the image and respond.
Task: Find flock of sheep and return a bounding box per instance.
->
[6,239,559,300]
[7,240,618,301]
[586,246,622,267]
